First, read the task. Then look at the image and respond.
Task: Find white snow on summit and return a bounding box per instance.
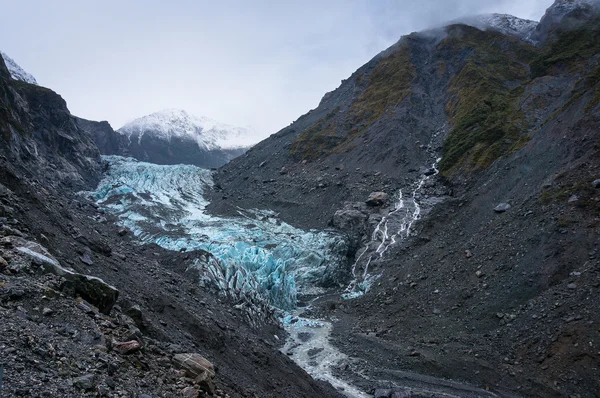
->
[0,52,38,85]
[118,109,257,151]
[454,13,539,42]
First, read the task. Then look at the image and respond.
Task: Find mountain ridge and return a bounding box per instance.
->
[0,51,37,85]
[206,2,600,395]
[82,109,255,168]
[450,13,539,43]
[118,108,257,151]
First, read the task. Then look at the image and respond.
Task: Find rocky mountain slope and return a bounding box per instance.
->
[0,51,38,85]
[0,52,341,397]
[74,117,127,158]
[207,0,600,396]
[2,0,600,397]
[84,109,254,169]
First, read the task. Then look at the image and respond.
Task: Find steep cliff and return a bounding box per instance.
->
[0,55,102,189]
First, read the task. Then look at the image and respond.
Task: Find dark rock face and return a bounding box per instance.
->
[531,0,600,43]
[0,55,102,189]
[74,117,128,156]
[122,131,246,168]
[332,203,370,254]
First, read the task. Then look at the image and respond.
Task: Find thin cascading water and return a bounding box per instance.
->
[282,153,444,398]
[343,157,442,299]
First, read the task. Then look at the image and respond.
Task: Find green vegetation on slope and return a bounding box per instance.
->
[585,65,600,112]
[438,26,538,173]
[290,108,341,160]
[530,15,600,79]
[291,15,600,168]
[290,43,414,160]
[350,43,414,127]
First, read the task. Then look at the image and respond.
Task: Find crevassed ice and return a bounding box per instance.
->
[89,156,348,310]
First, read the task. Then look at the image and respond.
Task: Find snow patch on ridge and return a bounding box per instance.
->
[454,13,539,42]
[118,109,258,151]
[1,51,38,85]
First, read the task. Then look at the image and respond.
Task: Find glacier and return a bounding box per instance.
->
[89,156,348,310]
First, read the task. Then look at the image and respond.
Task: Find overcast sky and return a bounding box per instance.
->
[0,0,552,141]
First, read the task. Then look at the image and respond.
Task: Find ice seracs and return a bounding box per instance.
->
[89,156,348,311]
[118,109,257,151]
[0,51,38,85]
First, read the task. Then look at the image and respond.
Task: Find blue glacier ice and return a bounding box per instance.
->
[88,156,348,310]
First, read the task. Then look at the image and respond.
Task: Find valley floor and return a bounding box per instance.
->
[0,157,341,398]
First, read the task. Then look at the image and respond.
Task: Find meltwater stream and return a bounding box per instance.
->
[89,155,440,398]
[89,156,367,396]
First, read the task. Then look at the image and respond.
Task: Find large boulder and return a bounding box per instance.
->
[6,236,60,268]
[72,374,96,391]
[126,304,145,328]
[494,203,511,213]
[365,192,389,206]
[172,353,215,379]
[9,237,119,314]
[60,273,119,315]
[332,203,369,254]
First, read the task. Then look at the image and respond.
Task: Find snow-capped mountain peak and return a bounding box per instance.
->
[453,13,539,43]
[0,51,38,85]
[118,109,257,151]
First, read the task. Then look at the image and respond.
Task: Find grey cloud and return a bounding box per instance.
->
[0,0,552,142]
